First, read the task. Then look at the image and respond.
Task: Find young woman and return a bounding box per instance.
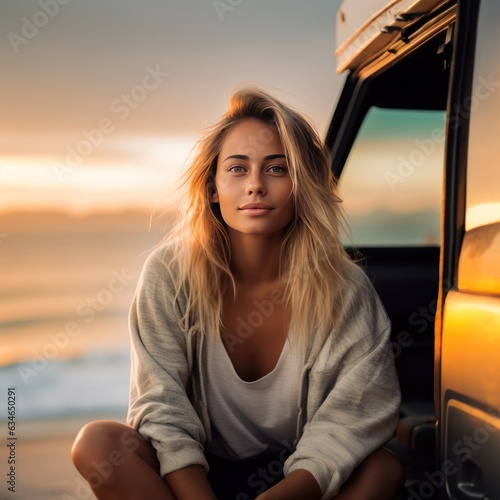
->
[71,88,404,499]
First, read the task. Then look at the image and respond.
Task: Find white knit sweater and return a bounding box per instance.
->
[126,243,401,498]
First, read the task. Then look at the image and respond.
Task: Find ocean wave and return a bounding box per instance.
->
[0,349,130,420]
[0,308,128,334]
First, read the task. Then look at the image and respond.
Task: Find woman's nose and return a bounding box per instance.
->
[246,171,266,196]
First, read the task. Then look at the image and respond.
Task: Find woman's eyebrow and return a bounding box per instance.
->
[223,154,287,161]
[264,154,287,161]
[224,154,249,161]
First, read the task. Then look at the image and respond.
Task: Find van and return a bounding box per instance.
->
[329,0,500,498]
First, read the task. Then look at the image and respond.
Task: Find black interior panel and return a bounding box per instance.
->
[349,246,439,405]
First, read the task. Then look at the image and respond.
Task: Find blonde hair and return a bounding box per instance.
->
[167,87,357,347]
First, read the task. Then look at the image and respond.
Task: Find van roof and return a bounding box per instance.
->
[335,0,447,73]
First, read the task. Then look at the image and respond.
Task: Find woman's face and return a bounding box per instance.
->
[213,119,294,238]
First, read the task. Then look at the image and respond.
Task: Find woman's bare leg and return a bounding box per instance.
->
[335,447,405,499]
[71,420,175,500]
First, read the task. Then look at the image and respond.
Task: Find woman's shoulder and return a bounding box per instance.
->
[307,259,392,370]
[341,259,380,303]
[335,260,390,341]
[136,238,183,292]
[141,238,181,274]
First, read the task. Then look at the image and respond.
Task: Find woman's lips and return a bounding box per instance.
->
[239,203,274,216]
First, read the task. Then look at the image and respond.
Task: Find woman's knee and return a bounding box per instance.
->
[336,446,405,499]
[71,420,164,494]
[359,447,405,497]
[376,447,405,489]
[71,421,140,473]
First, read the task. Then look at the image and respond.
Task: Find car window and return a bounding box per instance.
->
[338,107,445,246]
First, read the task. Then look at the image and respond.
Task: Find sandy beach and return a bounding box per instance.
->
[0,213,168,499]
[1,414,126,500]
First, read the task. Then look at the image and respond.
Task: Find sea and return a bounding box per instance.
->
[0,211,172,422]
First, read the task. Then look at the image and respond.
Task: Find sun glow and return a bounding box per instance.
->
[466,202,500,231]
[0,134,196,214]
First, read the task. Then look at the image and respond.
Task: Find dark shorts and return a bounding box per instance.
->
[205,447,292,500]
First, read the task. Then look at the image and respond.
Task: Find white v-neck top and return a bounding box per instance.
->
[205,335,301,459]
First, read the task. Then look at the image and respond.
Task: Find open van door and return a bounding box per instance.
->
[436,0,500,498]
[329,1,500,498]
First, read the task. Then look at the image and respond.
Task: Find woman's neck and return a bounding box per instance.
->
[228,230,283,287]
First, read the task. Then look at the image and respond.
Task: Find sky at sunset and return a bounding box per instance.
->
[1,0,344,215]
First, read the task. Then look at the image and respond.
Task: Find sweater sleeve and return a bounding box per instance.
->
[126,245,208,478]
[284,268,401,499]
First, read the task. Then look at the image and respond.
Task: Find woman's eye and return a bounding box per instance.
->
[228,165,246,173]
[268,165,287,174]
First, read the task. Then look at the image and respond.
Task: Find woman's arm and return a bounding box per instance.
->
[127,245,209,481]
[285,326,400,499]
[283,268,401,498]
[256,469,322,500]
[165,465,217,500]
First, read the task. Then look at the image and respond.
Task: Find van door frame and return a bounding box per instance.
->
[434,0,478,472]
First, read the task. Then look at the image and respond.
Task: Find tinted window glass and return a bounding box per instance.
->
[339,107,444,246]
